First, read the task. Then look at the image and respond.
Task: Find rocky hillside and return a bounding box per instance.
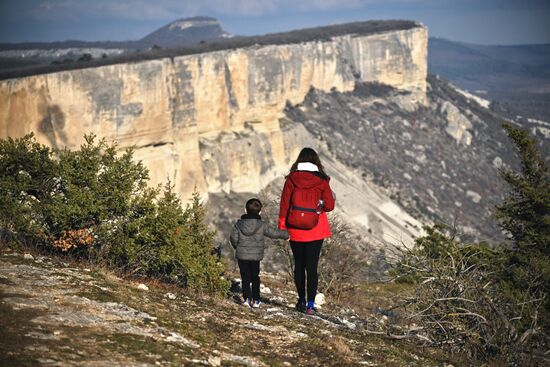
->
[0,249,450,366]
[283,76,549,242]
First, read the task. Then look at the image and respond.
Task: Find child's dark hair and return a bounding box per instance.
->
[246,198,262,215]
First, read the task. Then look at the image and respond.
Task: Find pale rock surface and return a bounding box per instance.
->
[466,190,482,204]
[260,284,272,295]
[451,85,491,108]
[0,27,428,201]
[137,283,149,291]
[440,101,473,145]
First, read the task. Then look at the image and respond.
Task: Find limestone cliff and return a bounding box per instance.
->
[0,25,427,201]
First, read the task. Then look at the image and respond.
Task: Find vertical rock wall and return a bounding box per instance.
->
[0,26,427,199]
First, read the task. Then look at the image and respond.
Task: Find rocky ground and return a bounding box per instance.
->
[0,248,453,367]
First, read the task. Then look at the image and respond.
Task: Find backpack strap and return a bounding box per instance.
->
[290,205,318,213]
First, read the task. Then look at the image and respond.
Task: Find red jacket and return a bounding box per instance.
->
[278,171,335,242]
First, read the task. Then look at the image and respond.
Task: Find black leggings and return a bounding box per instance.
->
[290,240,323,302]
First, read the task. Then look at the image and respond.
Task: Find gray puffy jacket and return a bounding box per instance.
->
[230,215,289,261]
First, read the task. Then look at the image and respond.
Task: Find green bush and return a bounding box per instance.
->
[0,133,228,294]
[95,186,228,294]
[0,134,58,245]
[47,135,149,244]
[496,124,550,254]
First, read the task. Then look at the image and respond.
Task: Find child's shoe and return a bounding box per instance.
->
[252,300,261,308]
[242,298,251,307]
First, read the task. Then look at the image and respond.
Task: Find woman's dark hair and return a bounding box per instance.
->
[289,147,327,178]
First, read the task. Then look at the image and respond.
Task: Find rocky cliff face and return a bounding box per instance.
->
[0,26,427,202]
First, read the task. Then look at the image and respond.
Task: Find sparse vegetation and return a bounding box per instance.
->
[391,125,550,365]
[77,53,93,62]
[0,133,228,294]
[318,216,365,302]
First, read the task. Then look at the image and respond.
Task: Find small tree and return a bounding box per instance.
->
[46,134,149,245]
[496,123,550,254]
[495,123,550,332]
[180,191,229,294]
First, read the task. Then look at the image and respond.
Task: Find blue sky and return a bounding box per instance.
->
[0,0,549,45]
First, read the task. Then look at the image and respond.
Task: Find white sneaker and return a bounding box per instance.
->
[242,298,251,307]
[252,300,261,308]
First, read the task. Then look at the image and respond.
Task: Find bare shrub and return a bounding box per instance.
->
[391,225,548,365]
[53,228,93,252]
[318,215,364,302]
[258,188,294,281]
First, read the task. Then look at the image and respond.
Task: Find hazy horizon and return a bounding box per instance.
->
[1,0,549,46]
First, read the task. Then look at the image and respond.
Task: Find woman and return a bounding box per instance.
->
[278,147,335,315]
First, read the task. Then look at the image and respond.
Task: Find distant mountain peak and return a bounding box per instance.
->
[167,16,218,29]
[141,16,233,47]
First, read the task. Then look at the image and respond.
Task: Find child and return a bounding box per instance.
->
[230,198,289,308]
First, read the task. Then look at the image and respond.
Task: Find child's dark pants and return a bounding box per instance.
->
[238,259,260,301]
